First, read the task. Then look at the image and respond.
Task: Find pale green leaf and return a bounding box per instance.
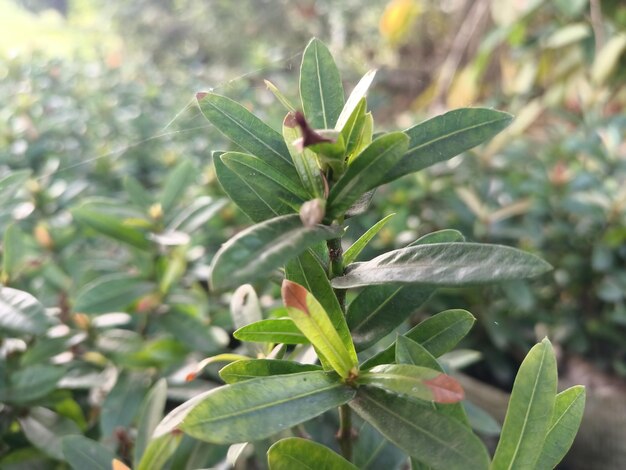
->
[219,359,321,384]
[234,318,309,344]
[343,213,395,266]
[268,437,357,469]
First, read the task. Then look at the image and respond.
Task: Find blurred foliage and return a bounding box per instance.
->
[0,0,625,467]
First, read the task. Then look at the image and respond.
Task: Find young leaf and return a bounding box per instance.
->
[348,112,373,164]
[326,133,409,219]
[180,371,356,444]
[196,92,295,177]
[352,415,406,470]
[335,69,377,131]
[381,108,513,185]
[73,273,155,314]
[219,359,321,384]
[210,214,341,291]
[283,113,325,198]
[350,388,490,470]
[0,286,52,336]
[332,242,552,288]
[213,151,292,222]
[300,38,345,129]
[62,436,116,470]
[282,280,358,378]
[361,309,475,369]
[134,379,168,467]
[285,250,355,363]
[268,437,357,470]
[534,385,586,469]
[137,432,182,470]
[160,160,196,214]
[234,318,309,344]
[340,98,367,158]
[343,213,395,266]
[221,151,309,202]
[264,79,296,112]
[491,338,558,470]
[359,364,464,403]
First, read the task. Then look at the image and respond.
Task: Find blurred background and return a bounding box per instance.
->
[1,0,625,468]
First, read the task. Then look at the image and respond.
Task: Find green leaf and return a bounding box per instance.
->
[332,243,552,289]
[268,437,357,470]
[396,336,469,424]
[343,213,395,266]
[348,112,373,164]
[62,435,116,470]
[326,133,409,219]
[361,309,475,369]
[265,79,297,112]
[462,401,501,436]
[2,223,26,282]
[0,286,52,336]
[219,359,321,383]
[159,307,228,354]
[335,69,377,131]
[210,214,341,291]
[100,372,150,439]
[381,108,513,185]
[0,170,31,201]
[283,113,325,199]
[197,92,295,176]
[137,432,182,470]
[535,385,585,469]
[214,151,289,222]
[300,38,345,129]
[72,200,151,250]
[124,176,153,209]
[282,280,358,378]
[285,250,355,363]
[234,318,309,344]
[160,160,197,213]
[167,196,226,232]
[350,388,490,470]
[409,229,465,246]
[19,407,80,460]
[229,284,264,355]
[180,371,356,444]
[347,283,433,352]
[358,364,464,403]
[134,379,168,467]
[340,98,367,158]
[4,364,65,404]
[491,338,558,470]
[73,273,155,314]
[352,415,406,470]
[221,151,309,204]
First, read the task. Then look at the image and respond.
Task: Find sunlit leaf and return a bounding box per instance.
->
[219,359,321,383]
[268,437,357,469]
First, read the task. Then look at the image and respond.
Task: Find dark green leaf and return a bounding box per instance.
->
[462,401,501,436]
[382,108,513,185]
[210,214,341,291]
[134,379,168,467]
[73,273,155,314]
[326,133,409,219]
[491,338,557,469]
[123,176,153,209]
[361,309,475,369]
[197,92,295,176]
[300,38,345,129]
[100,372,150,439]
[219,359,321,383]
[268,437,357,469]
[234,318,309,344]
[62,435,116,470]
[160,160,197,213]
[180,371,355,444]
[352,415,405,470]
[0,287,52,336]
[332,243,552,288]
[5,365,65,404]
[159,307,228,354]
[343,213,395,266]
[137,432,182,470]
[350,388,490,470]
[535,385,586,469]
[19,407,80,460]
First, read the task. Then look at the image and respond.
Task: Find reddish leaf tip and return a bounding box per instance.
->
[281,280,310,315]
[196,92,208,101]
[185,372,197,382]
[424,374,465,403]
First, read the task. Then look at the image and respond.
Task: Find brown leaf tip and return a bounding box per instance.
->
[283,111,298,128]
[294,111,333,147]
[281,280,310,315]
[424,374,465,404]
[196,92,208,101]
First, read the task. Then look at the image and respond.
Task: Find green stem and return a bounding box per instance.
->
[326,236,352,461]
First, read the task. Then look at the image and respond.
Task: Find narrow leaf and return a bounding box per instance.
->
[350,388,490,470]
[361,309,475,369]
[491,338,558,470]
[63,436,116,470]
[100,372,150,439]
[0,286,51,336]
[340,98,367,158]
[343,213,395,266]
[19,407,80,460]
[180,371,356,444]
[268,437,357,470]
[230,284,264,356]
[265,79,296,112]
[137,432,182,470]
[219,359,321,384]
[210,214,341,291]
[160,161,196,214]
[285,250,356,364]
[282,280,357,378]
[359,364,464,403]
[335,69,377,131]
[197,92,295,176]
[327,133,409,219]
[283,113,325,198]
[74,273,155,314]
[332,242,552,289]
[381,108,513,185]
[300,38,345,129]
[134,379,168,467]
[234,318,309,344]
[535,385,586,470]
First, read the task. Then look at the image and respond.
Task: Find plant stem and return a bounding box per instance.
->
[327,236,352,460]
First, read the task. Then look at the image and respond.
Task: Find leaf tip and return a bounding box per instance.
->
[424,374,465,403]
[196,91,208,101]
[281,280,309,314]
